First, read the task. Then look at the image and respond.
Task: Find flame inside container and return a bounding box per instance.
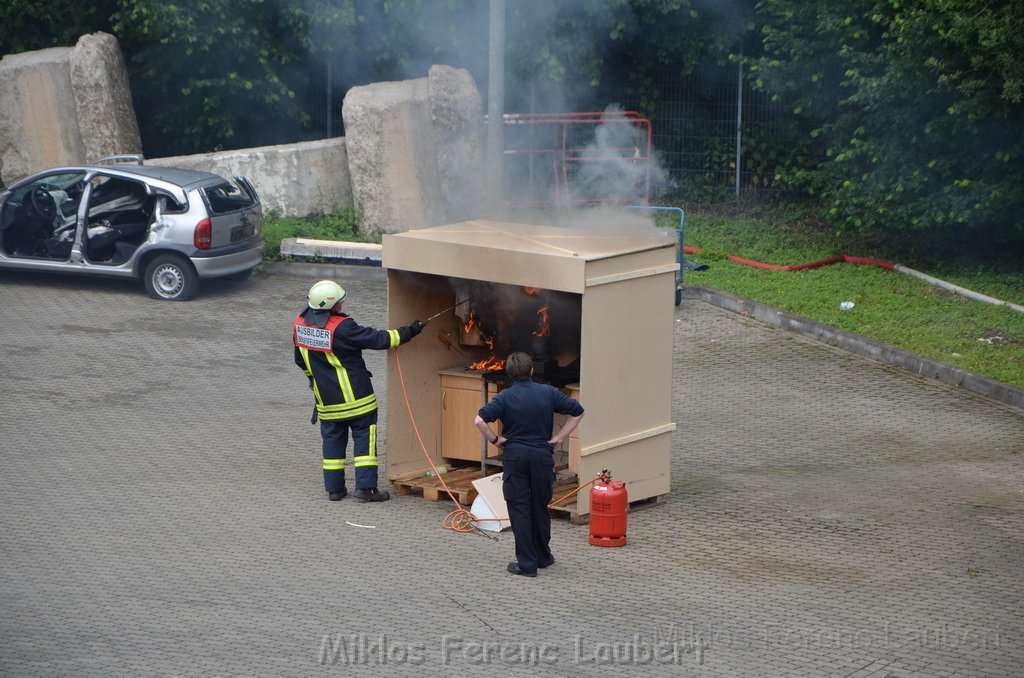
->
[532,304,550,337]
[469,356,506,371]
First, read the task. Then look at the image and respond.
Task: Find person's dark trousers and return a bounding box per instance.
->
[319,410,380,492]
[319,418,349,493]
[502,449,555,573]
[350,410,380,490]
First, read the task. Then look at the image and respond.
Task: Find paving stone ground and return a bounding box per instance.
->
[1,268,1022,677]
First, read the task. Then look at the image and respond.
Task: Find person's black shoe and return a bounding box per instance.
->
[354,487,391,502]
[538,557,555,569]
[328,488,348,501]
[507,562,537,577]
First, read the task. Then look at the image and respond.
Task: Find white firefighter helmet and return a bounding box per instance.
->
[307,280,346,310]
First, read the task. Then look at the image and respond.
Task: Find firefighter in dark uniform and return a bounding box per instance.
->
[294,280,424,502]
[474,352,585,576]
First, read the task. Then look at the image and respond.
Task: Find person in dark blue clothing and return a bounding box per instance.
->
[294,280,424,502]
[474,352,585,577]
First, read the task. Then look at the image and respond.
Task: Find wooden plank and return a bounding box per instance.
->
[391,467,438,484]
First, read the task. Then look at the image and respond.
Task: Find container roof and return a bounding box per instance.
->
[385,220,674,260]
[383,219,678,293]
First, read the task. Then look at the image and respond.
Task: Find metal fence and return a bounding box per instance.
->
[494,64,812,202]
[140,62,811,202]
[618,64,814,200]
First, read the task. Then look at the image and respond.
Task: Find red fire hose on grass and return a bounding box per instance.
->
[684,246,1024,313]
[717,252,896,272]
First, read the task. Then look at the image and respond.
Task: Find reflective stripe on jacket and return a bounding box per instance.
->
[293,311,412,421]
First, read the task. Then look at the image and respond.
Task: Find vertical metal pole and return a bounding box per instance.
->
[326,61,332,138]
[481,380,488,476]
[528,82,535,200]
[735,60,743,198]
[487,0,506,206]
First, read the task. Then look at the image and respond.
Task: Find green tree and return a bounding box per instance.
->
[751,0,1024,263]
[503,0,757,112]
[111,0,360,154]
[0,0,119,55]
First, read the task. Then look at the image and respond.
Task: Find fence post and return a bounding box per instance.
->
[486,0,506,205]
[735,60,743,198]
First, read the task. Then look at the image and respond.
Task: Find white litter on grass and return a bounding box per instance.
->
[839,301,855,310]
[345,521,376,529]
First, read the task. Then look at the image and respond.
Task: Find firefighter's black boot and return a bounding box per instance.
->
[354,488,390,502]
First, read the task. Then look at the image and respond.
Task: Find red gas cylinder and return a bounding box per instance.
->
[588,469,627,547]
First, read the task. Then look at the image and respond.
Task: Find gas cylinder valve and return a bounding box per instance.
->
[597,468,612,483]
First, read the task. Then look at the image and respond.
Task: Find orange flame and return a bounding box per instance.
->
[532,304,550,337]
[522,287,540,296]
[461,306,504,370]
[470,356,506,371]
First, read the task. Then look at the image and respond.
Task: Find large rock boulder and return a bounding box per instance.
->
[342,65,484,236]
[428,64,485,224]
[69,33,141,167]
[0,47,83,185]
[0,32,141,185]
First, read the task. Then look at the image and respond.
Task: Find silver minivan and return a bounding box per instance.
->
[0,156,264,300]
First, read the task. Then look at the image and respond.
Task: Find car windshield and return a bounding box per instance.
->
[36,173,85,193]
[11,173,87,210]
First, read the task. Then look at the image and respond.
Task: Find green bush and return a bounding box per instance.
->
[261,209,371,261]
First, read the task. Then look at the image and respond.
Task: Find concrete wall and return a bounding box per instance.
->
[0,33,141,185]
[151,138,352,217]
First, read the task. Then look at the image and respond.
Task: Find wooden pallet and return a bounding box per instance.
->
[390,466,585,510]
[390,466,497,504]
[548,478,582,509]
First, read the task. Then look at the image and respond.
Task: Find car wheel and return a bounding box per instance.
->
[144,254,198,301]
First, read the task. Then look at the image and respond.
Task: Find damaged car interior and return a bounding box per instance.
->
[1,172,161,265]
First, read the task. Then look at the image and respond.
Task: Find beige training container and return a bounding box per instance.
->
[383,219,677,518]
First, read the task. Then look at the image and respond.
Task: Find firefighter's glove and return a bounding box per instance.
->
[407,320,425,337]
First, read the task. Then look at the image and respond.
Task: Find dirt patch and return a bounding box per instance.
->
[976,329,1021,346]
